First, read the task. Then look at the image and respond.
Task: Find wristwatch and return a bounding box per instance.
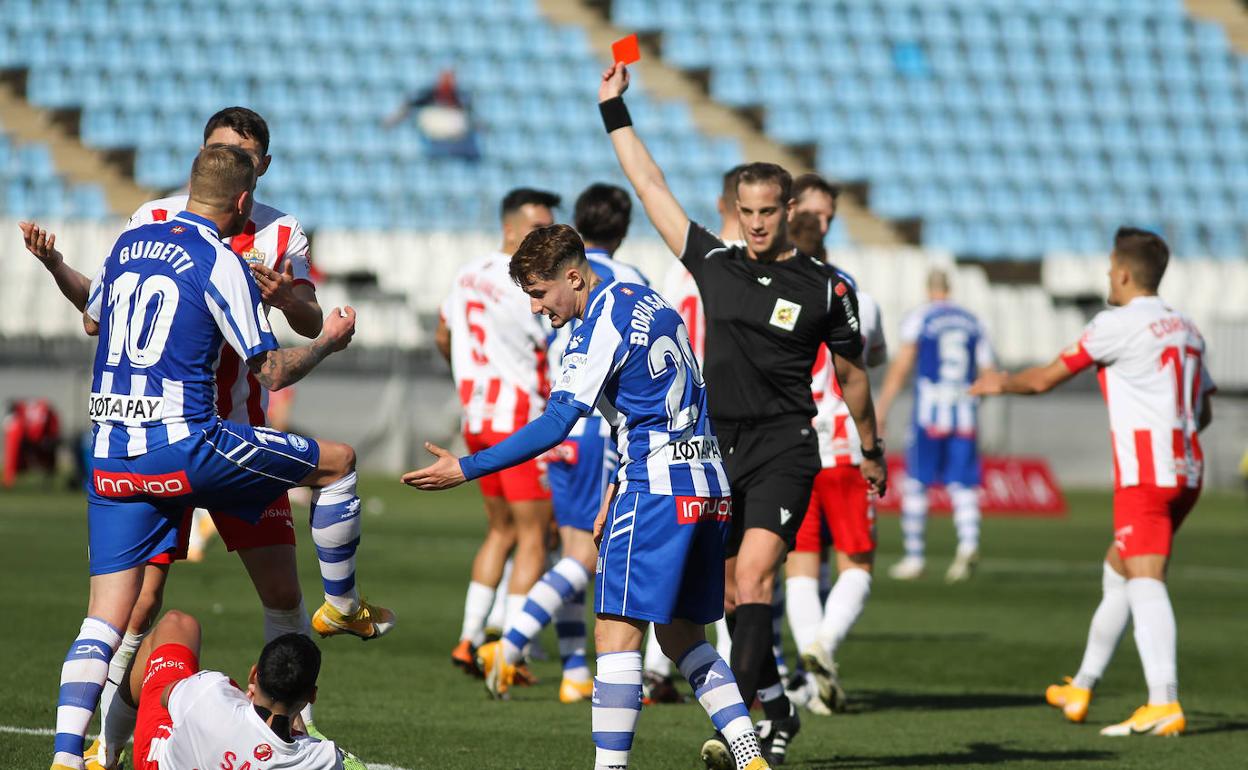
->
[861,439,885,461]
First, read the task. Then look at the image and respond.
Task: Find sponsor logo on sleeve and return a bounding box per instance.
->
[769,298,802,331]
[557,353,589,390]
[675,496,732,525]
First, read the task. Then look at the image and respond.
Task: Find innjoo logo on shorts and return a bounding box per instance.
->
[94,469,192,498]
[676,496,732,525]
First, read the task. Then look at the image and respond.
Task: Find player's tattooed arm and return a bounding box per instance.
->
[599,63,690,256]
[248,306,356,391]
[250,262,323,338]
[834,352,888,497]
[20,221,92,311]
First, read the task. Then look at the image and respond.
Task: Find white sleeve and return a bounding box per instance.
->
[898,307,924,344]
[1079,310,1127,364]
[85,264,106,322]
[167,671,235,725]
[282,223,314,285]
[204,248,280,361]
[550,309,626,411]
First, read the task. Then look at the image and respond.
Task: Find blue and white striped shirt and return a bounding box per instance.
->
[86,211,278,458]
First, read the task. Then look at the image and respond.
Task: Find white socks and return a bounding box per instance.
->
[485,558,513,632]
[98,630,144,767]
[784,576,822,653]
[948,483,981,552]
[592,651,643,769]
[900,478,928,560]
[817,568,872,656]
[263,601,311,642]
[1073,563,1129,690]
[460,581,496,646]
[1126,577,1179,704]
[713,616,732,661]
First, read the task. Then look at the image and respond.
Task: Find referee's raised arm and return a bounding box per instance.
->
[598,63,690,256]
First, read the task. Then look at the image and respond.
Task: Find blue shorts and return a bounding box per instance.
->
[906,430,980,487]
[595,490,730,625]
[547,428,616,532]
[87,420,320,575]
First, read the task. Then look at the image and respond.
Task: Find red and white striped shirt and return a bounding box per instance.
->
[1060,295,1214,490]
[126,195,314,426]
[441,252,549,435]
[661,261,705,365]
[811,290,886,468]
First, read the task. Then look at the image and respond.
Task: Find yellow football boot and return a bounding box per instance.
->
[559,676,594,703]
[742,758,773,770]
[1100,702,1185,737]
[1045,676,1092,723]
[311,599,396,640]
[475,640,516,700]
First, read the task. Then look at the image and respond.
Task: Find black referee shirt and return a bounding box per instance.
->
[680,222,864,422]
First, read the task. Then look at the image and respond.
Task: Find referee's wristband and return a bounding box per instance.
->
[861,441,885,461]
[599,97,632,133]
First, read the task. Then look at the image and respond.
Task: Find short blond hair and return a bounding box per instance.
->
[189,144,256,212]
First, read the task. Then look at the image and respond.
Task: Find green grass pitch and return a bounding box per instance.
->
[2,479,1245,769]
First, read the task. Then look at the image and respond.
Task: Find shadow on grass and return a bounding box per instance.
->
[800,742,1116,768]
[1184,710,1248,737]
[850,689,1037,713]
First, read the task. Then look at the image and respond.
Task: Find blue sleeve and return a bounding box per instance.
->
[458,399,587,481]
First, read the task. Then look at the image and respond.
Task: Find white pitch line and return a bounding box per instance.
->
[0,725,413,770]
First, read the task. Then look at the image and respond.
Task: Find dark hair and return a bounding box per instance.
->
[574,183,632,245]
[500,188,561,221]
[792,173,840,203]
[509,224,586,287]
[256,633,321,706]
[203,107,270,156]
[720,164,749,207]
[189,144,257,210]
[1113,227,1169,291]
[789,211,825,257]
[736,162,793,205]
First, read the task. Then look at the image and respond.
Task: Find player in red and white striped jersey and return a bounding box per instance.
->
[972,228,1214,738]
[437,188,557,676]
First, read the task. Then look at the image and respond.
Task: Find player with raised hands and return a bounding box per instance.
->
[405,224,770,770]
[971,228,1214,737]
[597,61,885,766]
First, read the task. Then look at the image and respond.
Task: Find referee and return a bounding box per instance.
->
[598,63,886,766]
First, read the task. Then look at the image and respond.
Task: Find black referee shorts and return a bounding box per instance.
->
[716,415,821,558]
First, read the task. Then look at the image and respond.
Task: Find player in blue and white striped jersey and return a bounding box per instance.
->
[876,269,997,584]
[405,224,769,770]
[484,184,652,705]
[50,146,391,770]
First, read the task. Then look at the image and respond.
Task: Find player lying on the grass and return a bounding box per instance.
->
[51,145,392,770]
[971,227,1214,737]
[405,224,771,770]
[122,609,355,769]
[23,107,360,764]
[473,183,651,705]
[782,202,889,717]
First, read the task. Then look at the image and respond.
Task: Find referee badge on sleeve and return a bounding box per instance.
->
[769,298,802,331]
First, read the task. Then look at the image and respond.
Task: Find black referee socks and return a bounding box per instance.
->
[729,602,779,709]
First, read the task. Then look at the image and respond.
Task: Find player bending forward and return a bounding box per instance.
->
[124,610,347,769]
[405,225,770,770]
[971,228,1213,737]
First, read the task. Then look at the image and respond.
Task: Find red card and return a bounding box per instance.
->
[612,34,641,65]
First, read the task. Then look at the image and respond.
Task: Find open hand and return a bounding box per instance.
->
[19,221,62,269]
[599,62,630,103]
[250,261,296,309]
[968,371,1008,397]
[320,306,356,353]
[401,442,467,491]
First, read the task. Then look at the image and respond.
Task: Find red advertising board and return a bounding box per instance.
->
[875,455,1067,516]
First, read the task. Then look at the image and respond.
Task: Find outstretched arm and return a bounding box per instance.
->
[20,221,92,311]
[969,356,1075,396]
[402,399,584,490]
[599,63,690,256]
[247,307,355,391]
